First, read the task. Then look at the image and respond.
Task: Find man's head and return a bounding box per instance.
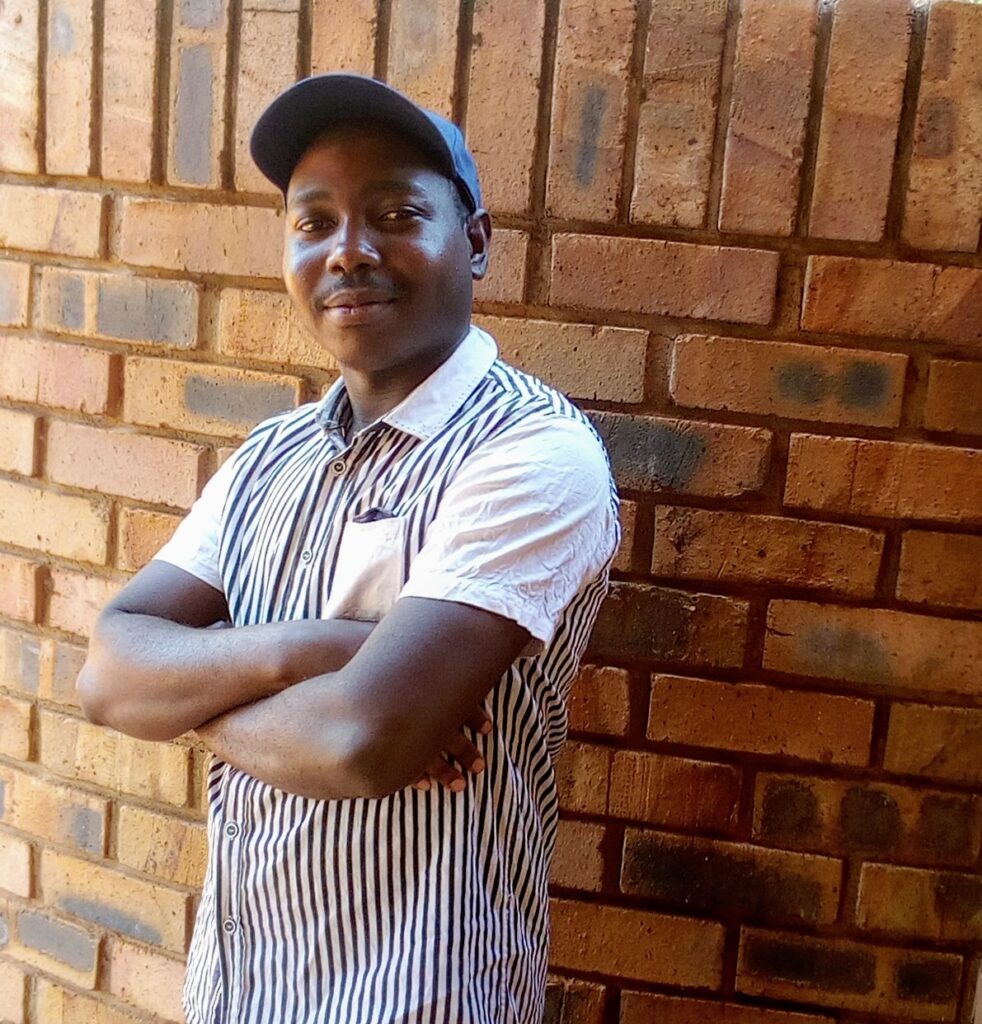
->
[250,75,490,378]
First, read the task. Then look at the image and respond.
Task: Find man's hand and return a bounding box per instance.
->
[412,705,492,792]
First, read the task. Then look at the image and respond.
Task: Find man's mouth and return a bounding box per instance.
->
[319,289,397,324]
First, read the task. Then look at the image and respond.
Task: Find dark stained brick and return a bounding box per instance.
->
[895,957,960,1003]
[743,935,876,995]
[17,909,98,972]
[839,787,902,853]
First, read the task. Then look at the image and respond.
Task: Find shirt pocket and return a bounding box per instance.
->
[323,515,407,622]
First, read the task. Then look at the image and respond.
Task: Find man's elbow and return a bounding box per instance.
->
[339,721,425,800]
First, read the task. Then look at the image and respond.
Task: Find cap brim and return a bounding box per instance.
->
[250,73,456,194]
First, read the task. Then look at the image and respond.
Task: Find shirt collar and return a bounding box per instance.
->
[316,324,497,443]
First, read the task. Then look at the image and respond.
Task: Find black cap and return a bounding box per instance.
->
[250,73,483,211]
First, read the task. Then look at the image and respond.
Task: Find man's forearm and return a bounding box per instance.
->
[78,614,374,742]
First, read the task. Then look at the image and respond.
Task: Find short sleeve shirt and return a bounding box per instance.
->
[157,325,619,1024]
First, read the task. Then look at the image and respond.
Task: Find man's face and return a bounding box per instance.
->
[283,123,488,376]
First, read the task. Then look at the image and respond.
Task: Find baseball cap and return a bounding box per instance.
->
[250,73,482,212]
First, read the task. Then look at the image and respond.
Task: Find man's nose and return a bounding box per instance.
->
[326,219,380,275]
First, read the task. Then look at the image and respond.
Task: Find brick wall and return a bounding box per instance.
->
[0,0,980,1021]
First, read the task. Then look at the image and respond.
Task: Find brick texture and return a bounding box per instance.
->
[551,235,780,324]
[0,0,40,173]
[719,0,818,235]
[785,433,982,523]
[631,0,727,228]
[802,255,982,346]
[670,334,907,428]
[903,1,982,252]
[0,3,979,1019]
[546,0,637,221]
[647,674,874,765]
[46,0,94,176]
[466,0,545,215]
[809,0,911,241]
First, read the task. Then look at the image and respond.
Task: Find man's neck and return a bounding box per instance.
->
[340,331,468,437]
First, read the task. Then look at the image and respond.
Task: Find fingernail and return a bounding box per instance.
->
[480,721,492,734]
[451,778,466,792]
[472,758,484,772]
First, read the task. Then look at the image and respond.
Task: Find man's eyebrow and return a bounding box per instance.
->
[288,181,430,207]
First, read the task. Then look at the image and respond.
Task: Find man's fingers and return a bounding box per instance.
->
[444,732,485,775]
[424,755,466,792]
[464,706,492,735]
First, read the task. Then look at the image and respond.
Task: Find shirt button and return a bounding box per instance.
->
[301,549,313,563]
[224,822,239,839]
[223,918,237,935]
[331,459,346,475]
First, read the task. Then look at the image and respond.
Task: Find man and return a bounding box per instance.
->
[78,73,618,1024]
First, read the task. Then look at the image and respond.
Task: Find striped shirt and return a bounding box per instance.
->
[156,326,619,1024]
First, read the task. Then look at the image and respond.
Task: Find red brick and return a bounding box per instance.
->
[555,741,610,815]
[311,0,376,74]
[10,905,100,989]
[117,197,283,277]
[117,508,182,572]
[592,412,771,498]
[477,315,647,402]
[0,959,27,1024]
[0,692,32,762]
[551,897,724,988]
[785,432,982,523]
[234,6,299,193]
[738,927,962,1019]
[612,499,636,573]
[37,635,87,708]
[924,359,982,435]
[546,0,637,221]
[884,703,982,787]
[0,479,109,563]
[47,420,208,509]
[46,0,94,175]
[857,862,982,941]
[609,750,741,833]
[0,407,37,475]
[671,334,907,427]
[101,0,158,181]
[0,259,30,327]
[42,849,190,954]
[809,0,911,241]
[35,978,146,1024]
[801,255,982,347]
[473,229,529,305]
[219,286,331,367]
[619,991,831,1024]
[897,530,982,610]
[719,0,818,235]
[550,819,604,892]
[568,665,631,736]
[653,506,884,596]
[544,975,605,1024]
[39,708,191,805]
[0,335,114,414]
[755,771,982,866]
[108,937,187,1022]
[903,1,982,252]
[648,674,874,765]
[631,0,727,228]
[386,0,459,118]
[621,828,842,926]
[0,0,40,174]
[0,763,109,856]
[589,582,749,669]
[466,0,545,215]
[0,185,103,258]
[764,599,982,698]
[47,568,122,638]
[123,356,301,439]
[167,0,229,188]
[117,804,208,888]
[551,234,779,325]
[37,266,201,349]
[0,552,39,624]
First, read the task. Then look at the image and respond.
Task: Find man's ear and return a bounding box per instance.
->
[465,210,492,281]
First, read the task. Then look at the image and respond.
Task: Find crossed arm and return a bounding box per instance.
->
[78,560,530,800]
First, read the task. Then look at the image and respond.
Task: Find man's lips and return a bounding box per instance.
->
[320,289,396,311]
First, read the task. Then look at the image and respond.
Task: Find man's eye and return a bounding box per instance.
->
[380,208,419,222]
[297,218,330,232]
